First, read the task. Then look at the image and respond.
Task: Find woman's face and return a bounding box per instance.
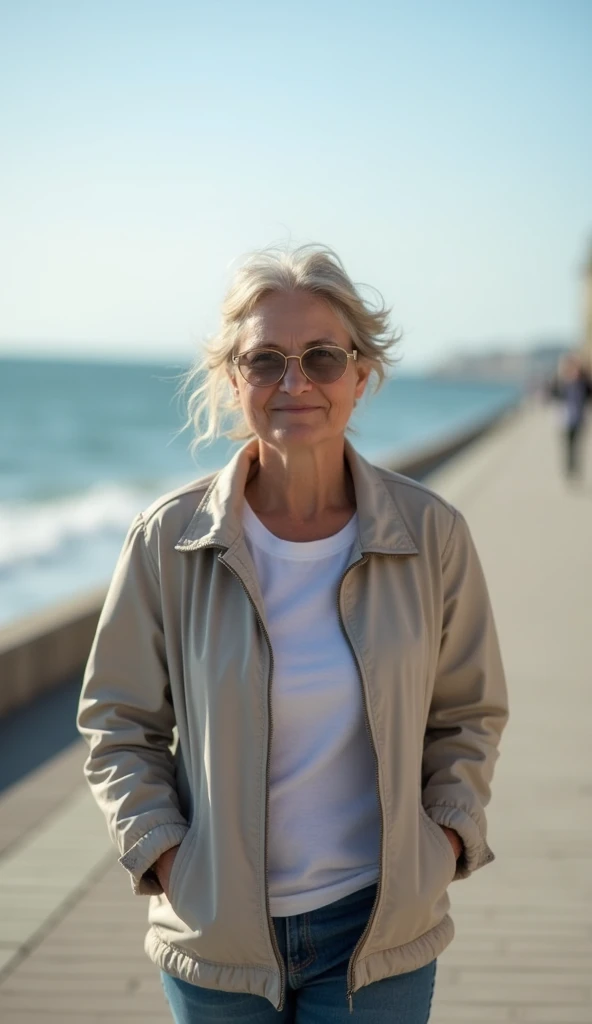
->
[230,290,370,452]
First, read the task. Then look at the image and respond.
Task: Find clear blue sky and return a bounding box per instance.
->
[1,0,590,369]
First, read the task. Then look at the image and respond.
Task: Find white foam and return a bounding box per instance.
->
[0,480,170,572]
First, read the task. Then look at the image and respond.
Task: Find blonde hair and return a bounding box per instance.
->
[180,243,402,453]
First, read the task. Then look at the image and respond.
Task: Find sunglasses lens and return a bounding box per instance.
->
[238,350,285,386]
[302,347,348,383]
[237,347,350,386]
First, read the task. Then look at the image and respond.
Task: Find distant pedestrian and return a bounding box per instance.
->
[557,353,591,478]
[77,243,508,1024]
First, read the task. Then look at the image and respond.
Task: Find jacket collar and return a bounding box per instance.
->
[175,439,418,556]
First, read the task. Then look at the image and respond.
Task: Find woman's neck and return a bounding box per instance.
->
[245,438,355,526]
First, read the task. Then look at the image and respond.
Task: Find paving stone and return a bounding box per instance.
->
[430,1006,512,1022]
[436,983,589,1005]
[515,1008,592,1023]
[0,992,171,1013]
[0,1016,168,1024]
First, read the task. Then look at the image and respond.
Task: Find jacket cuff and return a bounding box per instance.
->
[423,803,495,880]
[119,822,190,895]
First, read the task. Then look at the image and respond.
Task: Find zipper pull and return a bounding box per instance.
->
[347,990,354,1014]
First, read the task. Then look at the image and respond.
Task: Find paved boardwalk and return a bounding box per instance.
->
[0,401,591,1023]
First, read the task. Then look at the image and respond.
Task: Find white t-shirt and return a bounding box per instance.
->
[243,502,381,917]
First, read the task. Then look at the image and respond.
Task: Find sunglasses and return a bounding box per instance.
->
[232,345,357,387]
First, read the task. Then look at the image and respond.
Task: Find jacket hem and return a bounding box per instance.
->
[145,927,283,1009]
[144,916,454,1008]
[353,913,455,993]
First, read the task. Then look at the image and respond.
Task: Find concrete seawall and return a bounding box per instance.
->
[0,587,108,718]
[0,402,520,719]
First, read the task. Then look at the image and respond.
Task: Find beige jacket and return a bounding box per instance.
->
[77,440,508,1009]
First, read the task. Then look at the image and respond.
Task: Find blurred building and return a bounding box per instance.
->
[432,344,569,387]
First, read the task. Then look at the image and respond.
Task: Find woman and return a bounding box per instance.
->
[78,244,508,1024]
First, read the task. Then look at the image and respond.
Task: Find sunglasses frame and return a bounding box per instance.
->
[232,345,357,387]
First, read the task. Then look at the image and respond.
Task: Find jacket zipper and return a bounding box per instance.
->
[337,556,385,1012]
[197,544,381,1011]
[216,552,287,1012]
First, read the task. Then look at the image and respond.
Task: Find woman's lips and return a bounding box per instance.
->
[272,406,321,413]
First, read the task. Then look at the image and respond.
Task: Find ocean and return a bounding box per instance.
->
[0,356,521,627]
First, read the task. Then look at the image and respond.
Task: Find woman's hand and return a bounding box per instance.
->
[154,844,181,898]
[439,825,463,861]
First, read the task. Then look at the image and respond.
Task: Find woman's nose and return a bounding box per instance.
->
[280,357,312,393]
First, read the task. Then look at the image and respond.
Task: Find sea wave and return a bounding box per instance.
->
[0,480,174,574]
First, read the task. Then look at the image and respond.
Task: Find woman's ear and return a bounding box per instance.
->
[354,359,371,400]
[226,369,240,400]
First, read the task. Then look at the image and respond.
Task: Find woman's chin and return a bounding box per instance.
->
[268,422,334,448]
[269,419,317,439]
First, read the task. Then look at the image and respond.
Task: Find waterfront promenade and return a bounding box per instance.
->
[0,400,590,1023]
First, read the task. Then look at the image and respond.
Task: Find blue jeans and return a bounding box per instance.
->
[160,883,437,1022]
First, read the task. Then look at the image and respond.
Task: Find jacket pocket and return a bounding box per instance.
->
[167,827,196,910]
[419,805,457,882]
[361,804,457,957]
